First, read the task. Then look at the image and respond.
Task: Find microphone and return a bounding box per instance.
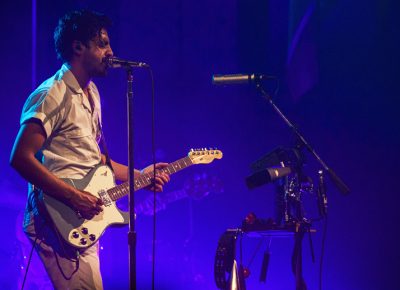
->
[212,74,274,85]
[245,167,291,189]
[104,56,149,68]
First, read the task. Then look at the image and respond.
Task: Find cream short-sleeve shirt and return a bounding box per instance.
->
[21,64,103,179]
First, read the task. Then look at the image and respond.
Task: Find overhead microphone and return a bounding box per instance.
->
[212,73,275,85]
[104,56,149,68]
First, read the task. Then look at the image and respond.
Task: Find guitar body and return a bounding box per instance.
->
[43,164,129,249]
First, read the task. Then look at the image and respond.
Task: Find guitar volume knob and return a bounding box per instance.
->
[80,238,87,245]
[81,227,88,235]
[72,231,79,239]
[89,234,96,241]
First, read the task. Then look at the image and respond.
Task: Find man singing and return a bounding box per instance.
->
[10,9,170,289]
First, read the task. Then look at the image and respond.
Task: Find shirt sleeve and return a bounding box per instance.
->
[20,88,64,138]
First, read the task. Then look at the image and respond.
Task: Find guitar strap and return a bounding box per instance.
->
[98,117,114,172]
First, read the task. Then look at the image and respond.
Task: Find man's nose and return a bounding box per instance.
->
[106,47,113,57]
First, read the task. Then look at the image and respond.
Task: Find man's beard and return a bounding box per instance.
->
[91,64,108,77]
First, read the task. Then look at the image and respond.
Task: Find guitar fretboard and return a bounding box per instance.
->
[107,156,193,201]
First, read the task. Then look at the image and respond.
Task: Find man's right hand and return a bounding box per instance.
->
[69,190,104,219]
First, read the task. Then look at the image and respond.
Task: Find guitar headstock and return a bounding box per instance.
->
[188,148,223,164]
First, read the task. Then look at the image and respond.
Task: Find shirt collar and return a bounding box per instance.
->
[59,64,84,95]
[58,64,99,113]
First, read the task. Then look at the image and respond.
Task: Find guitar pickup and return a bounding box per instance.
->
[98,190,112,207]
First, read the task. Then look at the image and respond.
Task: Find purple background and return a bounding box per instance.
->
[1,0,399,289]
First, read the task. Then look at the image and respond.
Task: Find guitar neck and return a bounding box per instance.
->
[107,156,193,201]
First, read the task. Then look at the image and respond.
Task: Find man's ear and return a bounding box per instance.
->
[72,41,84,54]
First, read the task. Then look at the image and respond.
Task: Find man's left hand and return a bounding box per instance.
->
[141,162,170,192]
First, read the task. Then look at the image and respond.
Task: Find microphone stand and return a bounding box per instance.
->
[254,81,350,195]
[254,80,349,290]
[126,67,137,290]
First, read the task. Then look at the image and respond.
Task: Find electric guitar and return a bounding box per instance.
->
[42,149,223,249]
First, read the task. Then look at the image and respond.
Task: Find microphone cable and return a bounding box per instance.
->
[319,216,328,290]
[146,66,158,290]
[20,236,38,290]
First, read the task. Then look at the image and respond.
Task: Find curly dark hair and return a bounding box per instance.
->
[54,10,112,62]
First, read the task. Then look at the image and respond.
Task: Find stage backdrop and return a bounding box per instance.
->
[0,0,399,289]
